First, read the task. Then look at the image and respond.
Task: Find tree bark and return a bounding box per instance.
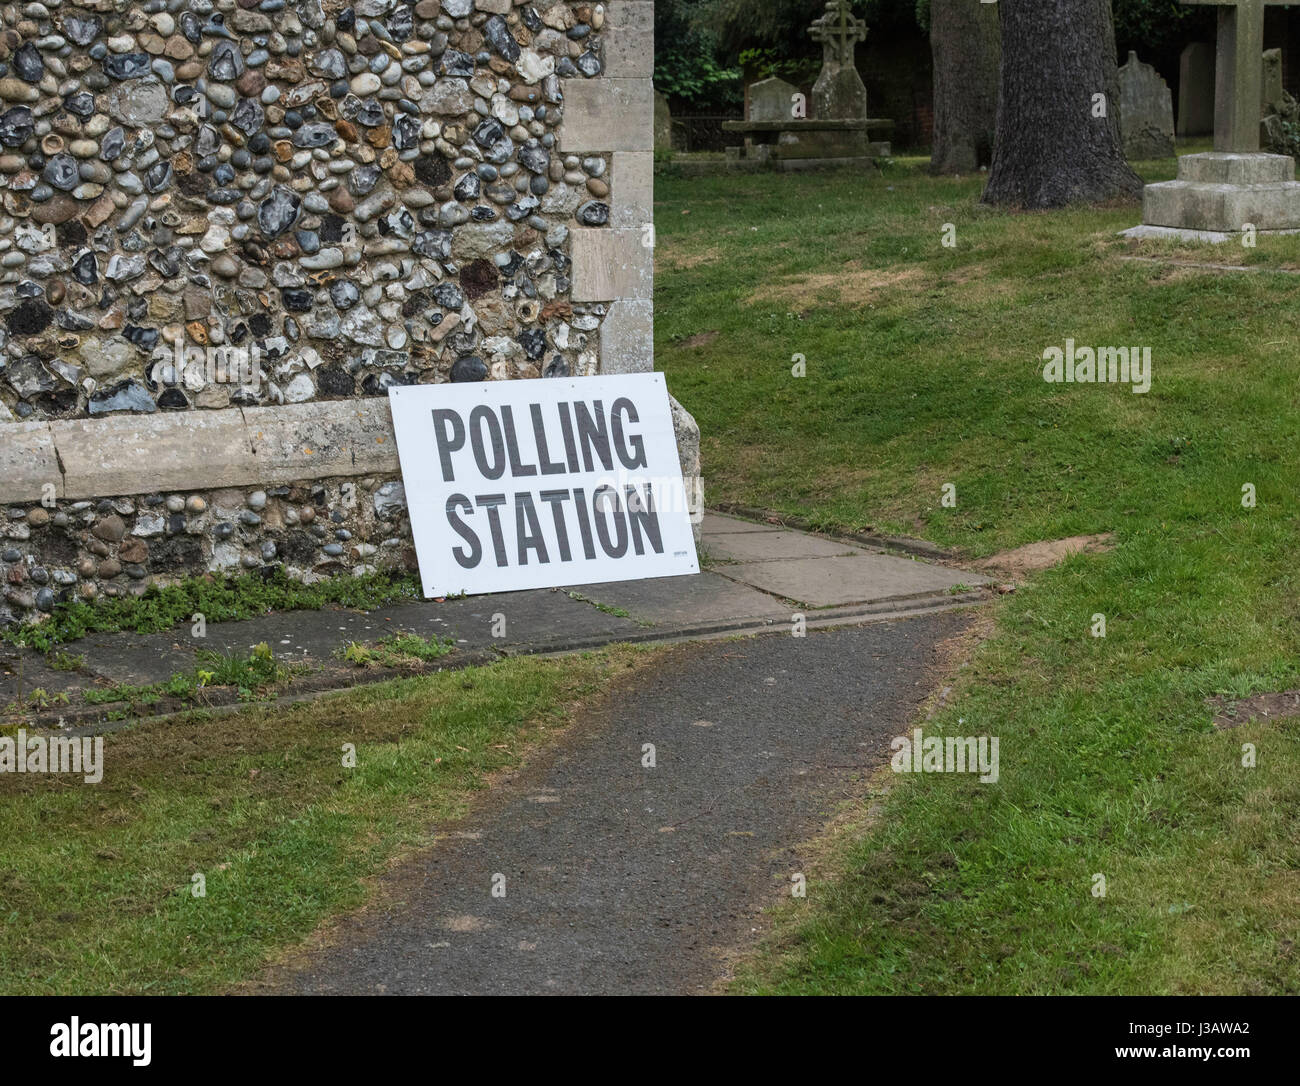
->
[982,0,1142,208]
[930,0,1000,174]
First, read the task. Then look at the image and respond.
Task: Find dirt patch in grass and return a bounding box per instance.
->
[1207,689,1300,730]
[931,265,1022,304]
[681,330,720,349]
[973,533,1115,580]
[746,263,923,309]
[658,244,723,271]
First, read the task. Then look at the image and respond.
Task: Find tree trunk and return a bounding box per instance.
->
[930,0,1000,174]
[982,0,1142,208]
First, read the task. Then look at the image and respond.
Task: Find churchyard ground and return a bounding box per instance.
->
[5,147,1300,996]
[656,150,1300,994]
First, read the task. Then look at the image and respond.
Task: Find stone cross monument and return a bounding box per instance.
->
[809,0,869,121]
[811,0,868,67]
[1128,0,1300,238]
[1184,0,1292,152]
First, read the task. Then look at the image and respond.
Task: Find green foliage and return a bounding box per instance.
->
[653,0,741,109]
[341,641,371,665]
[338,633,456,668]
[1266,117,1300,159]
[1263,92,1300,159]
[199,643,285,697]
[737,47,819,86]
[566,590,632,620]
[655,48,743,109]
[710,0,919,57]
[1,568,421,652]
[81,644,290,708]
[1112,0,1214,64]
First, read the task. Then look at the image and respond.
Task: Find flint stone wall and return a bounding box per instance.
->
[0,0,693,626]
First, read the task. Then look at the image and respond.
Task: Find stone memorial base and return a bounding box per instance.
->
[1129,152,1300,239]
[722,118,893,170]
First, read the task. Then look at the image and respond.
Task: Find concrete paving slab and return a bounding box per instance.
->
[725,553,987,609]
[382,591,644,651]
[568,571,790,627]
[2,510,989,719]
[0,646,93,707]
[193,589,642,662]
[700,512,781,535]
[195,608,430,664]
[75,632,198,687]
[705,529,865,562]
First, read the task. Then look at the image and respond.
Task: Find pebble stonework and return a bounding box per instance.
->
[0,0,698,625]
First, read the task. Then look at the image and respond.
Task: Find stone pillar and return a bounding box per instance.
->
[654,90,674,152]
[1213,4,1265,152]
[565,1,702,530]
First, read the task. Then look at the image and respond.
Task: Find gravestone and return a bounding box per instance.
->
[1178,42,1215,137]
[1262,47,1284,111]
[1261,48,1300,153]
[1118,51,1176,160]
[654,90,674,151]
[1128,0,1300,240]
[748,77,800,123]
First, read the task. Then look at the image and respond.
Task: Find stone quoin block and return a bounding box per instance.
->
[611,151,654,230]
[599,299,655,375]
[571,228,653,302]
[604,2,655,79]
[560,79,654,153]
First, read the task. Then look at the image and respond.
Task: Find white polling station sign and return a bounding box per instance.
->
[388,374,699,598]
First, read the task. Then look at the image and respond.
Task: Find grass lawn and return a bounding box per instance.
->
[656,153,1300,994]
[0,645,655,994]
